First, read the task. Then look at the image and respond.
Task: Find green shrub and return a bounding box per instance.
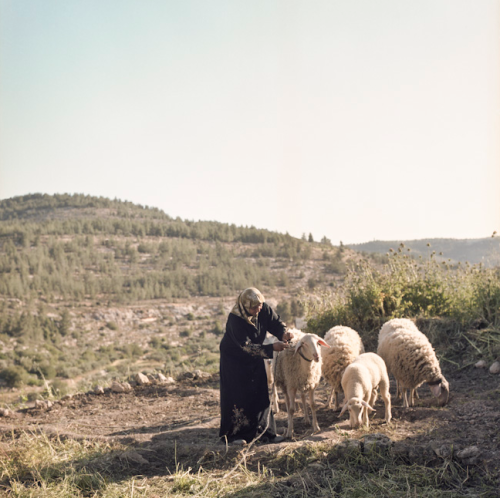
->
[0,365,30,388]
[304,248,500,352]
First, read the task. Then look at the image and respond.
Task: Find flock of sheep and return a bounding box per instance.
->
[267,318,450,438]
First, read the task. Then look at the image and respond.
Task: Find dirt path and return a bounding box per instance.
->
[1,367,499,478]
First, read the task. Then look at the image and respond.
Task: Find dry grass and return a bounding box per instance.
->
[0,430,497,497]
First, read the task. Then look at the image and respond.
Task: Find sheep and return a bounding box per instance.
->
[377,318,450,408]
[339,352,392,429]
[378,318,419,400]
[274,330,329,438]
[321,326,365,411]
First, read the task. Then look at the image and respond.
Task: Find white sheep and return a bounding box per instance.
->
[377,318,450,408]
[339,352,392,429]
[274,330,329,438]
[378,318,419,400]
[321,326,365,410]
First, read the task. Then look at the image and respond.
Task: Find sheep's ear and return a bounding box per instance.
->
[317,339,329,348]
[339,402,349,418]
[293,339,304,355]
[429,383,442,397]
[360,400,375,412]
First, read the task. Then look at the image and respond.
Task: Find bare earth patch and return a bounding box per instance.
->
[1,366,499,483]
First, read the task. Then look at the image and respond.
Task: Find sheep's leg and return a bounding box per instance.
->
[327,387,334,408]
[285,387,296,438]
[409,389,415,407]
[369,388,378,408]
[362,406,370,427]
[309,389,320,432]
[300,392,309,425]
[333,390,340,411]
[380,380,392,424]
[402,389,409,408]
[271,383,280,414]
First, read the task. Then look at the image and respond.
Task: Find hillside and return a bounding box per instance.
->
[0,193,362,392]
[349,236,500,266]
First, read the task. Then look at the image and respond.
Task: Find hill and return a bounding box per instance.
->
[0,193,361,391]
[348,236,500,266]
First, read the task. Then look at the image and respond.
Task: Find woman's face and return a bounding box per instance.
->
[247,303,263,316]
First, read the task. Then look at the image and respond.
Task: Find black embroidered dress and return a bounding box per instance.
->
[219,302,286,443]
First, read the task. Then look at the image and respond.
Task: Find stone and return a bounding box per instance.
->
[135,372,150,385]
[111,381,126,393]
[456,446,481,465]
[119,451,149,465]
[0,408,11,417]
[474,360,487,369]
[432,443,453,459]
[93,386,105,395]
[362,433,392,454]
[122,382,133,392]
[489,361,500,374]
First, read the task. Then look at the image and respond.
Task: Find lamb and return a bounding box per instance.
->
[339,352,392,429]
[377,318,450,408]
[274,329,329,438]
[321,326,365,410]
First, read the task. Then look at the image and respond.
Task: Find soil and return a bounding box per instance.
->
[1,365,499,482]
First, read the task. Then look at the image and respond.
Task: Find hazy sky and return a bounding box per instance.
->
[1,1,499,244]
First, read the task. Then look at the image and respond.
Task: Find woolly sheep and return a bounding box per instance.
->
[321,326,365,410]
[274,329,329,438]
[377,318,450,408]
[378,318,419,400]
[340,352,392,429]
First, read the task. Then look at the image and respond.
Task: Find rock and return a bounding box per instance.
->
[474,360,487,369]
[489,361,500,374]
[165,376,176,384]
[456,446,481,465]
[119,451,149,465]
[135,373,150,385]
[122,382,133,392]
[157,373,168,383]
[0,408,12,417]
[193,370,210,379]
[61,394,73,401]
[111,381,126,393]
[147,374,157,385]
[362,433,392,454]
[93,386,105,395]
[34,400,53,410]
[432,443,453,459]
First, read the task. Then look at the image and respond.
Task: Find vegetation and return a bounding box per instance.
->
[0,193,337,302]
[305,243,500,358]
[0,431,496,497]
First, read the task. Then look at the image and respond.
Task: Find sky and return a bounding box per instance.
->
[0,0,499,245]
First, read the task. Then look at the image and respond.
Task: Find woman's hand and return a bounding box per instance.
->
[273,341,290,352]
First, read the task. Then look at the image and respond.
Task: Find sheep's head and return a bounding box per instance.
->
[339,397,375,429]
[294,334,329,362]
[428,376,450,406]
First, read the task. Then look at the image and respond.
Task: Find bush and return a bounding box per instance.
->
[0,365,30,388]
[304,248,500,352]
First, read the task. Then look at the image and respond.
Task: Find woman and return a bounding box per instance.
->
[219,287,293,445]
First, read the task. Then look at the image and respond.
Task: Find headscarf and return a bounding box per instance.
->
[230,287,265,327]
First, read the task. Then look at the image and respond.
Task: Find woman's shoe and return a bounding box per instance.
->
[271,435,285,443]
[232,439,247,446]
